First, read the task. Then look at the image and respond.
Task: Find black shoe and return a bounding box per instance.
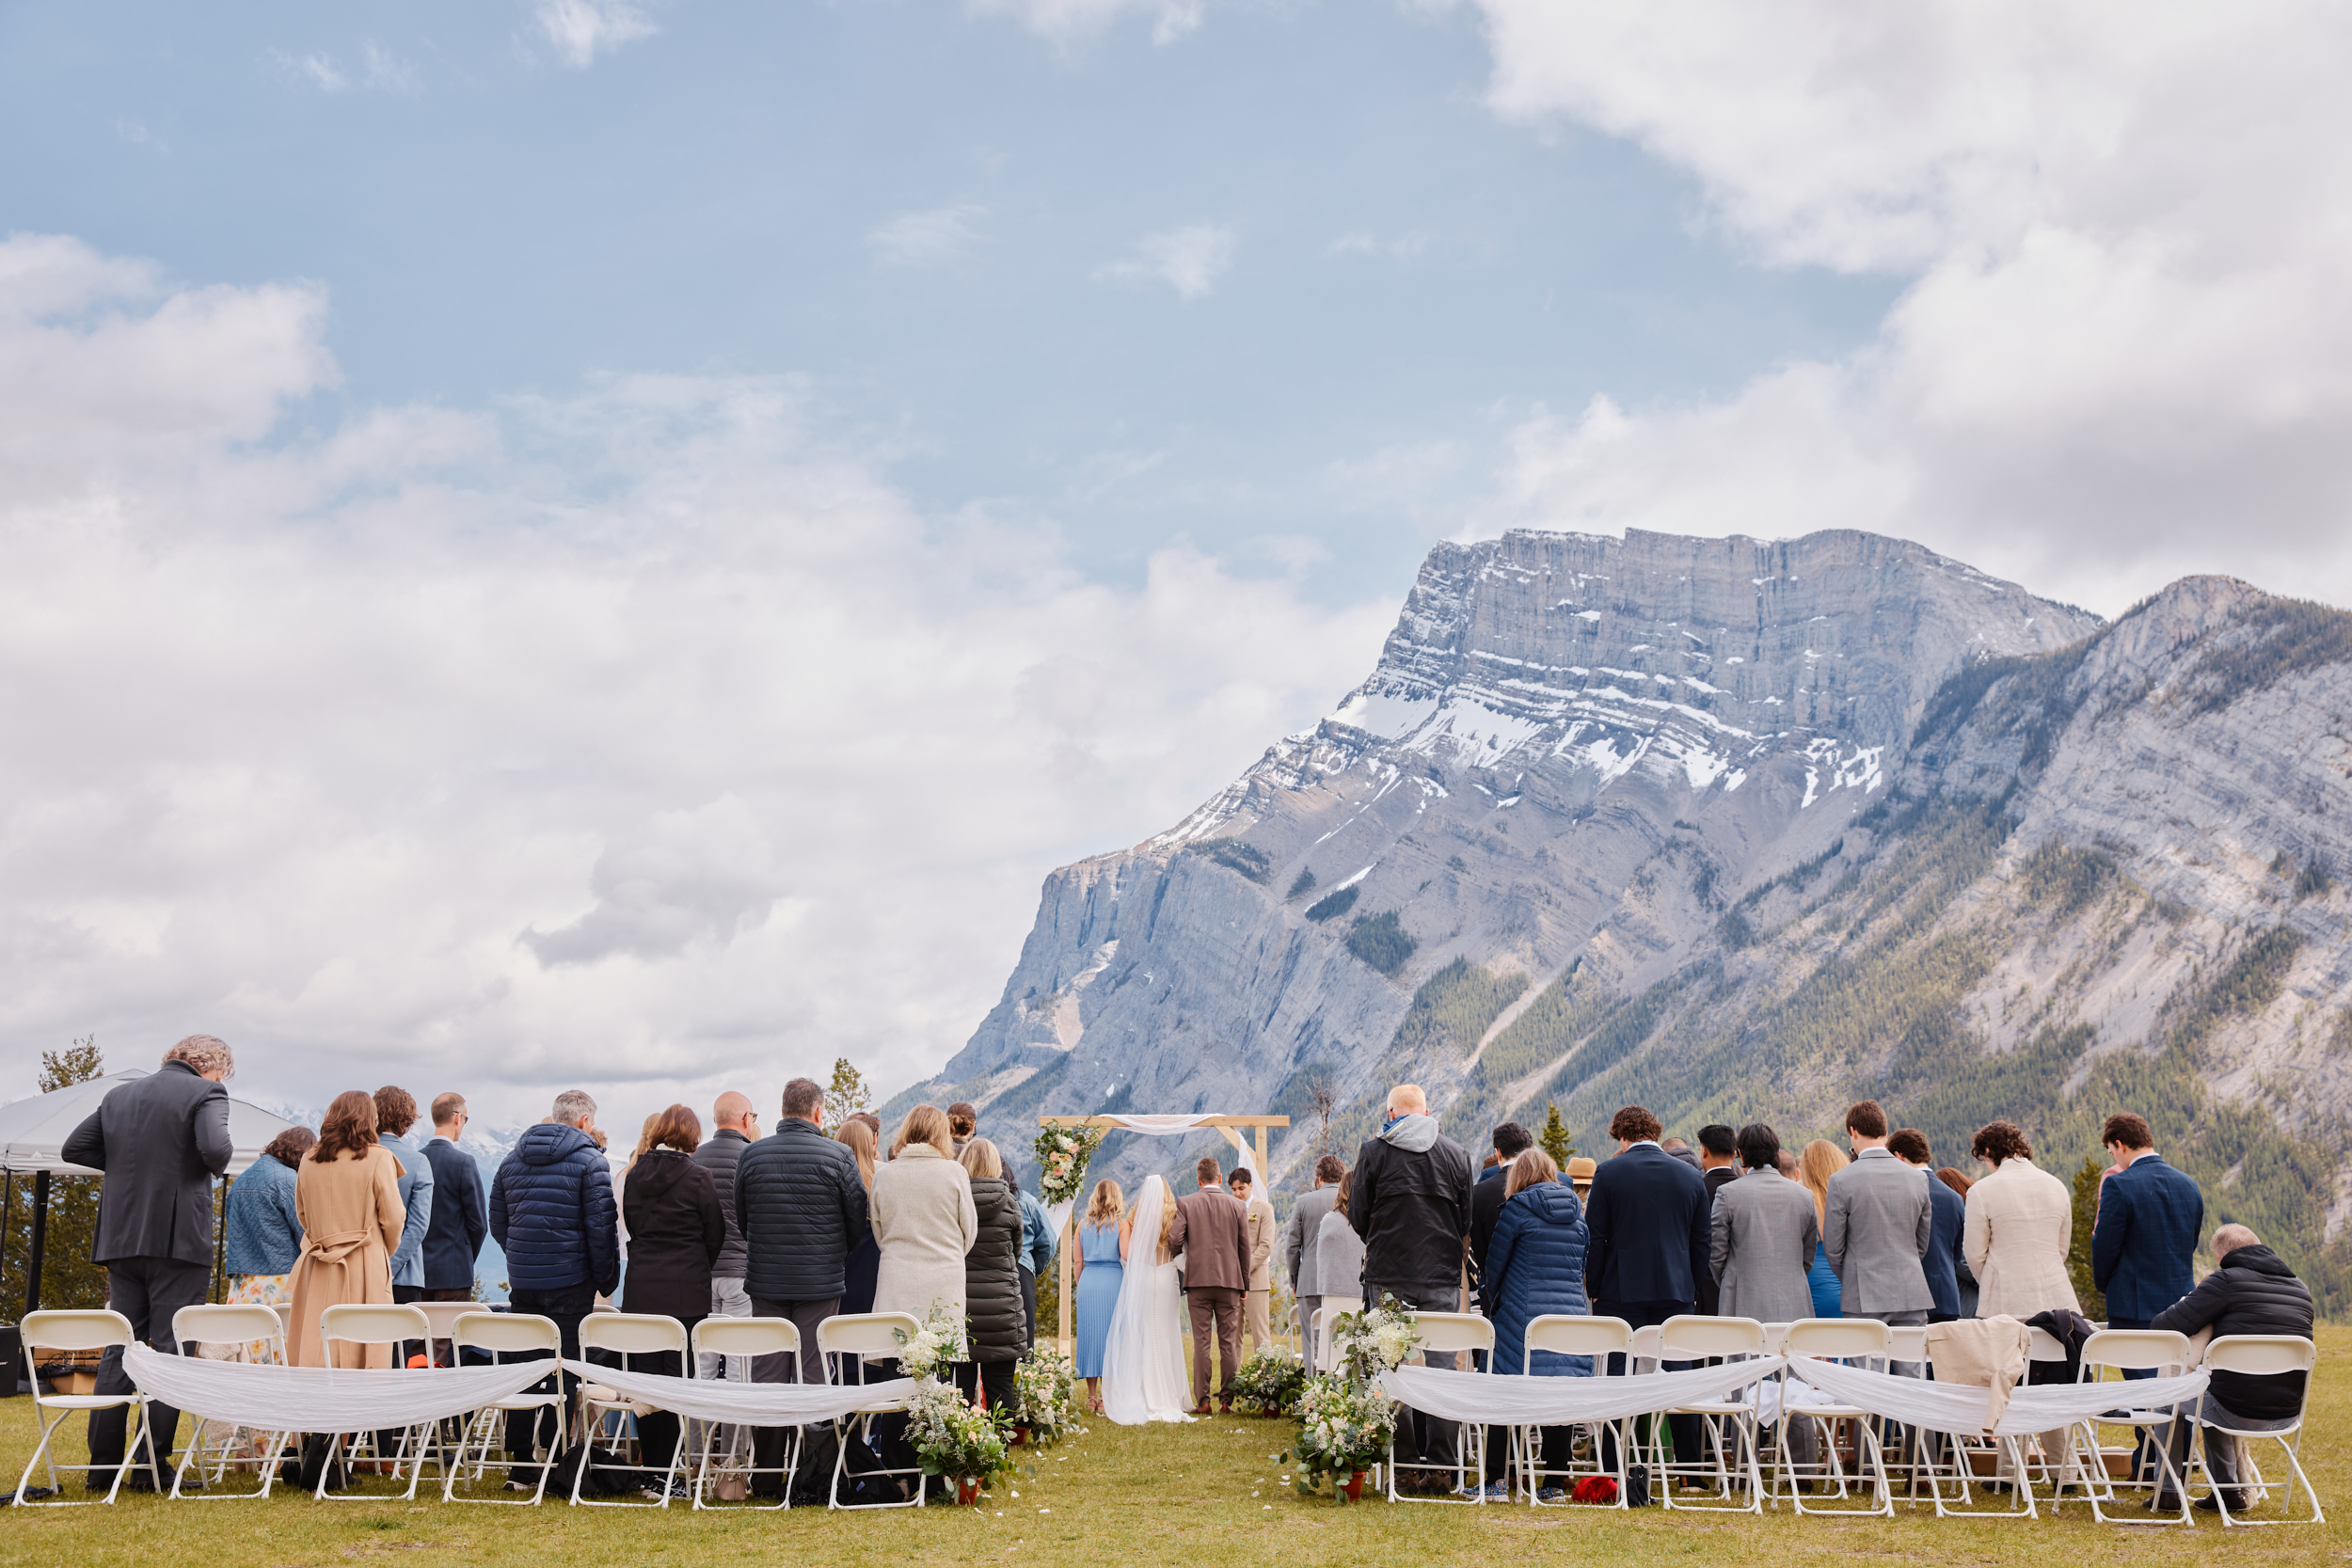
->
[2195,1492,2247,1513]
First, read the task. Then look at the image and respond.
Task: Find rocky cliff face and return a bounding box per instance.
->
[901,526,2352,1305]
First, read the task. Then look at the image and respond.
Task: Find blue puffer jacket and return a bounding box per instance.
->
[489,1122,619,1295]
[1485,1180,1594,1377]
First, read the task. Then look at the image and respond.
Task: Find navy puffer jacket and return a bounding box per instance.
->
[490,1122,619,1295]
[734,1118,870,1302]
[1485,1180,1594,1378]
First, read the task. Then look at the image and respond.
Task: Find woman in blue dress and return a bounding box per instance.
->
[1799,1140,1847,1318]
[1073,1179,1125,1414]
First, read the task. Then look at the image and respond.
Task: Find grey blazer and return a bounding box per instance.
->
[1822,1147,1934,1315]
[58,1062,232,1267]
[1709,1167,1820,1323]
[1286,1185,1338,1296]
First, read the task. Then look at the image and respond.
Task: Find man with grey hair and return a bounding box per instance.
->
[489,1088,618,1485]
[2152,1223,2315,1512]
[61,1035,235,1491]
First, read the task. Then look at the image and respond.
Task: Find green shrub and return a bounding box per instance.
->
[1345,911,1415,976]
[1194,839,1272,883]
[1287,867,1317,898]
[1305,886,1359,923]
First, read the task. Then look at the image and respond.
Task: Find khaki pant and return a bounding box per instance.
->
[1242,1288,1272,1357]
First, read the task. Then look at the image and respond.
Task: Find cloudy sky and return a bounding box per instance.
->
[1,0,2344,1124]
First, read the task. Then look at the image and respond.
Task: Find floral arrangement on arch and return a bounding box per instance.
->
[1032,1122,1106,1206]
[1011,1345,1083,1447]
[1287,1373,1396,1498]
[894,1305,1011,1500]
[1229,1349,1308,1417]
[1327,1294,1422,1387]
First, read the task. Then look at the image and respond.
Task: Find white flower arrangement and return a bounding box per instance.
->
[1288,1373,1397,1494]
[1031,1123,1105,1206]
[1010,1345,1083,1446]
[1327,1295,1422,1387]
[891,1302,968,1381]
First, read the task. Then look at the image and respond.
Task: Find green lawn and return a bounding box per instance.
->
[7,1332,2352,1568]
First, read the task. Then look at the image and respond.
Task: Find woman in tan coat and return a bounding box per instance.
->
[286,1090,407,1369]
[870,1105,978,1335]
[1963,1120,2080,1318]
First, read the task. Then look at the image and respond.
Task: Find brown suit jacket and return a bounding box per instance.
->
[1168,1185,1251,1293]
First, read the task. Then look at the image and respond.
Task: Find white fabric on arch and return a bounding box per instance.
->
[1377,1358,1788,1425]
[122,1344,553,1433]
[1782,1357,2210,1436]
[1099,1173,1192,1425]
[1094,1114,1259,1180]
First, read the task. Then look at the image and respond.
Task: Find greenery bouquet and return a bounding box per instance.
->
[890,1302,967,1380]
[904,1379,1013,1501]
[1011,1345,1083,1447]
[1228,1349,1308,1416]
[1327,1294,1422,1386]
[1289,1373,1397,1499]
[1032,1122,1105,1205]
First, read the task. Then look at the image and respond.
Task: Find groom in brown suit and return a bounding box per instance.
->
[1168,1156,1252,1414]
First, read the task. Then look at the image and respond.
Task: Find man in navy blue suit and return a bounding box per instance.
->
[2093,1108,2202,1424]
[1584,1104,1710,1506]
[1888,1128,1964,1322]
[420,1091,489,1351]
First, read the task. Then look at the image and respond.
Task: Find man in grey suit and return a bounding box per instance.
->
[58,1035,236,1491]
[1708,1123,1819,1323]
[1823,1100,1933,1365]
[1284,1153,1343,1364]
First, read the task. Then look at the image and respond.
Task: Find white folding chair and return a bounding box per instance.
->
[574,1313,691,1507]
[314,1304,437,1501]
[167,1305,293,1499]
[817,1313,927,1510]
[1651,1315,1765,1513]
[1311,1305,1343,1373]
[411,1301,477,1364]
[444,1312,566,1504]
[1772,1318,1893,1516]
[12,1311,148,1506]
[1515,1315,1629,1507]
[687,1317,802,1509]
[2058,1328,2195,1525]
[1385,1312,1493,1504]
[2192,1336,2322,1527]
[1628,1323,1662,1371]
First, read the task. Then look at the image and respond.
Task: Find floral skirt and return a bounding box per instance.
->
[207,1274,293,1459]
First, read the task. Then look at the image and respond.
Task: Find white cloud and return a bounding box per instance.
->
[969,0,1205,48]
[266,49,349,92]
[262,40,418,94]
[1098,224,1236,301]
[866,204,991,269]
[535,0,658,70]
[0,235,1392,1121]
[1455,0,2352,613]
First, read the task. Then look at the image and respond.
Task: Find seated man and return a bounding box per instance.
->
[2151,1224,2314,1512]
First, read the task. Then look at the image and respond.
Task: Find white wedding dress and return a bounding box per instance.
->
[1100,1175,1193,1425]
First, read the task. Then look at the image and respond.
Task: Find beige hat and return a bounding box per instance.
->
[1565,1156,1597,1187]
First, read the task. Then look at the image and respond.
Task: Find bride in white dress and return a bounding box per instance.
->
[1100,1174,1193,1425]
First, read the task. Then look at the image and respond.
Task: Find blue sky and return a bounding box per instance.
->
[2,0,1894,602]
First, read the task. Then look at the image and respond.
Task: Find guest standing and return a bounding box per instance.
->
[1350,1084,1475,1485]
[735,1077,869,1385]
[1312,1170,1367,1350]
[690,1090,758,1380]
[946,1101,977,1153]
[1937,1169,1980,1317]
[1694,1124,1740,1314]
[1888,1128,1964,1323]
[1229,1167,1278,1358]
[1962,1121,2078,1318]
[489,1089,619,1481]
[1798,1141,1847,1318]
[222,1126,314,1325]
[1073,1180,1124,1412]
[619,1104,723,1497]
[1483,1148,1592,1502]
[955,1139,1025,1414]
[286,1091,406,1368]
[1822,1101,1933,1338]
[420,1094,487,1312]
[372,1087,435,1309]
[1168,1157,1251,1414]
[1469,1122,1534,1301]
[870,1104,979,1332]
[1012,1167,1055,1350]
[2092,1112,2204,1334]
[59,1035,236,1489]
[1583,1104,1709,1505]
[1285,1155,1343,1365]
[1708,1123,1819,1323]
[838,1118,882,1315]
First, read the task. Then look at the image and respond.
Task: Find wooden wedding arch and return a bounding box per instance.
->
[1037,1114,1288,1360]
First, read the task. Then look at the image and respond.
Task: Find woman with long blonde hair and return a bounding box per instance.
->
[1100,1173,1191,1425]
[1799,1138,1849,1319]
[1073,1179,1125,1412]
[870,1105,977,1344]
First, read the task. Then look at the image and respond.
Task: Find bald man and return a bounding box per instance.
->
[692,1090,760,1378]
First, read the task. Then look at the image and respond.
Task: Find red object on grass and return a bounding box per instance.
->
[1572,1475,1618,1503]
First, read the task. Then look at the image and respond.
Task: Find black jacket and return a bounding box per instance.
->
[2152,1244,2314,1419]
[691,1128,751,1280]
[1583,1144,1709,1308]
[1469,1164,1509,1291]
[962,1175,1025,1363]
[421,1136,489,1291]
[622,1149,725,1322]
[61,1062,232,1267]
[1696,1164,1738,1314]
[490,1121,620,1294]
[1349,1121,1475,1298]
[733,1118,869,1302]
[1921,1173,1965,1319]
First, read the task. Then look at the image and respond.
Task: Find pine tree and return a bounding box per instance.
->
[1,1037,109,1311]
[1538,1102,1577,1167]
[2067,1154,2108,1319]
[823,1056,870,1132]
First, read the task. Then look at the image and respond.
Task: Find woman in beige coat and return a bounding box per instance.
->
[1962,1120,2080,1318]
[871,1104,979,1337]
[286,1090,407,1369]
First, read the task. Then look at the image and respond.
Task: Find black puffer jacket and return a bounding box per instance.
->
[621,1149,724,1321]
[734,1118,870,1302]
[691,1128,750,1279]
[2152,1243,2314,1418]
[962,1175,1025,1363]
[1349,1116,1475,1298]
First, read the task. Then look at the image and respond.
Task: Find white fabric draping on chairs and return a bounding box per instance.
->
[1784,1357,2210,1436]
[1377,1358,1788,1425]
[123,1344,552,1433]
[556,1361,914,1425]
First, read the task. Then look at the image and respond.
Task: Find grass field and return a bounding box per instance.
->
[7,1333,2352,1568]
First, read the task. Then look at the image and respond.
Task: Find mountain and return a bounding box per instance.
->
[896,528,2352,1308]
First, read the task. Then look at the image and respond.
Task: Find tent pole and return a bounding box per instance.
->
[0,1170,12,1308]
[1057,1211,1074,1364]
[24,1170,49,1317]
